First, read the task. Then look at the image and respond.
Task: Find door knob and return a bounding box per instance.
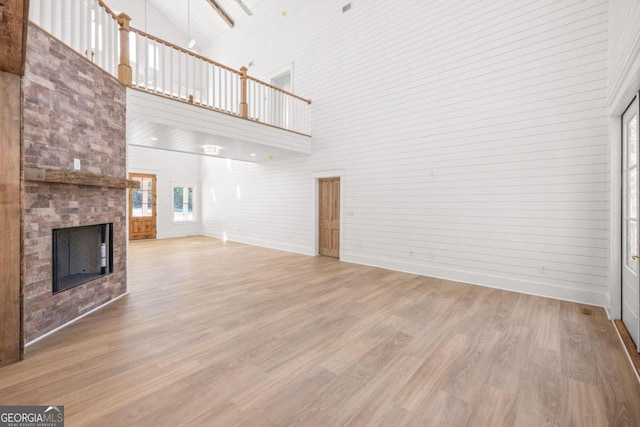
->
[633,255,640,260]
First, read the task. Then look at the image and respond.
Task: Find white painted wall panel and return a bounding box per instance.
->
[608,0,640,100]
[128,145,202,239]
[202,0,610,306]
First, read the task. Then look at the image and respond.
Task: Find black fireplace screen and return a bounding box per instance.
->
[52,223,113,294]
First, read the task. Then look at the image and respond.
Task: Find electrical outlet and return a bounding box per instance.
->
[73,158,81,170]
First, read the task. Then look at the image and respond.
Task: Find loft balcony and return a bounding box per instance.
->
[28,0,312,162]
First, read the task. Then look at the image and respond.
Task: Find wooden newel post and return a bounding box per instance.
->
[117,13,132,86]
[240,66,248,119]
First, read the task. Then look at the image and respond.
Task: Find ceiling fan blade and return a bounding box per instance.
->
[234,0,253,16]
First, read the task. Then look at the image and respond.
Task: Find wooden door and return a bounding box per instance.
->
[622,94,640,351]
[319,177,340,258]
[129,173,157,240]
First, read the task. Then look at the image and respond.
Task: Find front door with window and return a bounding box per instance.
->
[622,94,640,351]
[129,173,157,240]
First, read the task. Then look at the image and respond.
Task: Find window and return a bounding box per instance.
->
[132,176,154,217]
[173,185,195,221]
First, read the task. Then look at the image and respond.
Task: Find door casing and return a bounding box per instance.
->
[312,170,344,259]
[318,177,341,258]
[621,94,640,350]
[128,173,157,240]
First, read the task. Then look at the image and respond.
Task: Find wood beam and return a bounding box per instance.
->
[207,0,234,28]
[0,0,29,76]
[25,167,140,189]
[0,71,22,366]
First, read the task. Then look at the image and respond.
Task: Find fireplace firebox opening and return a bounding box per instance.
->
[52,223,113,294]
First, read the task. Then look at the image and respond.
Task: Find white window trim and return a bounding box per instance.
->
[171,183,197,223]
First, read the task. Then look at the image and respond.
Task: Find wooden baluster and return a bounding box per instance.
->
[117,13,132,86]
[240,66,248,118]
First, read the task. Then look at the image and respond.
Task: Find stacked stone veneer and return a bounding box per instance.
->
[23,25,127,343]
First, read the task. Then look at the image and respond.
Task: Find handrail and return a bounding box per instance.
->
[97,0,118,20]
[130,26,311,105]
[129,26,241,76]
[246,76,311,104]
[28,0,312,135]
[129,27,242,116]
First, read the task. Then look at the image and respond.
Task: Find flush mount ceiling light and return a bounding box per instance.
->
[203,145,222,155]
[207,0,235,28]
[233,0,253,16]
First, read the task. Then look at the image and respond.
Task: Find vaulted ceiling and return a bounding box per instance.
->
[143,0,262,53]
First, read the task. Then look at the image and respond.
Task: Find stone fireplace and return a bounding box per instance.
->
[22,25,128,343]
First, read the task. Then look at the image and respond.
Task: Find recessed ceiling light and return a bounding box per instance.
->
[203,145,222,155]
[250,153,256,157]
[150,137,158,141]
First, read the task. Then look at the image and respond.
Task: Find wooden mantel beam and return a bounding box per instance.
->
[25,167,141,189]
[0,0,29,76]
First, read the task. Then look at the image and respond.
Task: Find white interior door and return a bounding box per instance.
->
[622,94,640,351]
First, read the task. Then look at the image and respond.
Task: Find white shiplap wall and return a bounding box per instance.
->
[128,145,202,239]
[202,0,610,306]
[607,0,640,103]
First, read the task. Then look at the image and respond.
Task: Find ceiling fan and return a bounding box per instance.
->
[233,0,253,16]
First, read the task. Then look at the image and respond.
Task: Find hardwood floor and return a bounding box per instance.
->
[1,236,639,426]
[614,319,640,379]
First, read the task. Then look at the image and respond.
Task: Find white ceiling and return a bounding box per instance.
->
[147,0,263,52]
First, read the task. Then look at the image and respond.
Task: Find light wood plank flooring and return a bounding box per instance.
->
[1,236,639,426]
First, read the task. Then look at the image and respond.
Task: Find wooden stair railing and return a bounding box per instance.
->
[28,0,312,135]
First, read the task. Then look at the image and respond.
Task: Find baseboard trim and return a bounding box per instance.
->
[25,292,129,349]
[341,253,608,308]
[203,232,313,256]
